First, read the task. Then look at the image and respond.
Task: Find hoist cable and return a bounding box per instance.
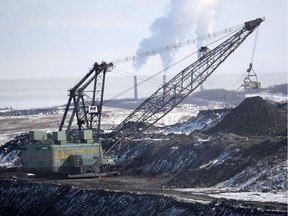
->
[250,26,260,63]
[104,29,240,104]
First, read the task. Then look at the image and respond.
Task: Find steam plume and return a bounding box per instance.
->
[133,0,219,71]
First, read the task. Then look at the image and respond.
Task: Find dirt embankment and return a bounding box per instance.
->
[117,133,287,191]
[0,180,286,216]
[112,97,287,191]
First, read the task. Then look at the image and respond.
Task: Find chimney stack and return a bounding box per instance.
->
[163,74,166,86]
[134,75,138,100]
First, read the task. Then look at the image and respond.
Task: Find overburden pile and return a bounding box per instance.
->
[206,96,287,136]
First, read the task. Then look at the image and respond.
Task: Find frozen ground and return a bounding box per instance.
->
[174,188,287,205]
[0,114,61,145]
[208,192,287,204]
[0,102,226,146]
[245,91,288,103]
[0,95,287,214]
[1,179,286,216]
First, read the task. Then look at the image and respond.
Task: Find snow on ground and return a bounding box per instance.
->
[174,188,287,204]
[245,91,288,102]
[0,150,20,168]
[101,104,205,130]
[199,149,240,169]
[102,102,227,131]
[101,106,133,129]
[155,102,225,127]
[154,102,228,135]
[0,107,16,113]
[0,102,224,143]
[216,160,288,192]
[208,192,287,204]
[164,194,211,204]
[0,114,61,146]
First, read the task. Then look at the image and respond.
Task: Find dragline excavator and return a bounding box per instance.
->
[104,18,264,155]
[20,18,264,178]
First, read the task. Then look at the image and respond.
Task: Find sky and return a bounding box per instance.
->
[0,0,287,108]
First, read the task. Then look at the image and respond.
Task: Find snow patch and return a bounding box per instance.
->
[199,149,240,169]
[0,150,20,168]
[245,91,288,103]
[174,188,287,204]
[217,160,288,192]
[208,192,287,204]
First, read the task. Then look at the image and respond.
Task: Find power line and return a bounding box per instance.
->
[112,68,162,86]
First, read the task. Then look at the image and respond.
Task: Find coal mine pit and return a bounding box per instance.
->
[0,96,287,215]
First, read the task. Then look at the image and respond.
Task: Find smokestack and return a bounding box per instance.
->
[134,75,138,100]
[163,74,167,86]
[162,73,167,96]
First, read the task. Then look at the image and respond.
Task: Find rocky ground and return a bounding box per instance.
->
[1,179,286,216]
[0,96,287,215]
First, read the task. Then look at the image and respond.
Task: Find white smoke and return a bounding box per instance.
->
[133,0,219,71]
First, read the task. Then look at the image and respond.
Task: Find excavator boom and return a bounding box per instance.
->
[104,18,264,155]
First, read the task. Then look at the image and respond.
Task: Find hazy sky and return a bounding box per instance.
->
[0,0,287,108]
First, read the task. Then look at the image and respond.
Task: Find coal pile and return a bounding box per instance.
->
[0,134,28,153]
[206,96,287,136]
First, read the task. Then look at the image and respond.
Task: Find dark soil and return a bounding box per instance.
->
[166,136,287,188]
[0,96,287,214]
[0,180,286,216]
[206,96,287,136]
